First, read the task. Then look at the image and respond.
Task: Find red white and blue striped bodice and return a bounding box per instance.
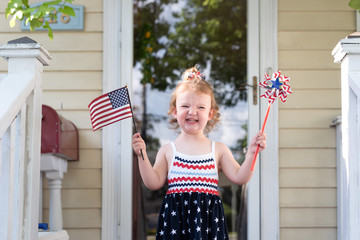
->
[166,141,219,196]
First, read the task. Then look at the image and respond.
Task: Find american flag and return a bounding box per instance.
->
[88,86,133,131]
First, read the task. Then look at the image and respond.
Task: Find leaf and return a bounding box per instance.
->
[33,8,44,19]
[349,0,360,10]
[9,15,17,28]
[43,0,62,7]
[45,7,56,15]
[22,0,30,8]
[15,10,23,20]
[5,8,11,18]
[43,21,53,41]
[29,18,43,30]
[22,7,37,15]
[59,5,75,16]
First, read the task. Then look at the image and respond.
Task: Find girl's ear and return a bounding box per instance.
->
[172,108,177,119]
[208,109,215,120]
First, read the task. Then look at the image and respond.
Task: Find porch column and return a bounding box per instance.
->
[332,33,360,240]
[40,154,68,231]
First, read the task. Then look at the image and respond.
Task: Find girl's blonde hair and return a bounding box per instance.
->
[168,66,221,133]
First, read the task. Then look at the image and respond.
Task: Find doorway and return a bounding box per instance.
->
[132,0,260,239]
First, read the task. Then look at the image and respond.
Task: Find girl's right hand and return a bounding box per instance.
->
[132,133,146,157]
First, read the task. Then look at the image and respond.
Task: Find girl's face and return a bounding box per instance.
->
[173,89,214,135]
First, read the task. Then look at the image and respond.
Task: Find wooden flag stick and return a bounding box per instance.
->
[125,84,144,160]
[251,103,271,171]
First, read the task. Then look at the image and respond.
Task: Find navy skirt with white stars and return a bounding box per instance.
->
[156,192,229,240]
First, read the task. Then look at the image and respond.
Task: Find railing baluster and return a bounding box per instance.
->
[0,125,10,239]
[8,118,17,240]
[16,105,27,238]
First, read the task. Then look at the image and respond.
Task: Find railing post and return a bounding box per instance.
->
[332,33,360,240]
[0,37,51,240]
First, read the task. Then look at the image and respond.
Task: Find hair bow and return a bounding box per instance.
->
[188,71,206,80]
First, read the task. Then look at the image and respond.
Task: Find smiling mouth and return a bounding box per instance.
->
[186,118,198,123]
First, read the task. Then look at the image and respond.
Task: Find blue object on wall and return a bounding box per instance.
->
[21,2,84,31]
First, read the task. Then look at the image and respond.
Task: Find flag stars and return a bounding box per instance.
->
[171,211,177,216]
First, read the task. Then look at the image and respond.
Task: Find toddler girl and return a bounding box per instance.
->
[132,66,266,239]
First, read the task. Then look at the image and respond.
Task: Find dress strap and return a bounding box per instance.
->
[211,141,215,154]
[170,142,177,153]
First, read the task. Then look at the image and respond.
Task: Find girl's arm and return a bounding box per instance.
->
[218,132,266,185]
[132,133,168,190]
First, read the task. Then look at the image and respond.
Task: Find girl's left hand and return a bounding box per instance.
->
[248,132,267,154]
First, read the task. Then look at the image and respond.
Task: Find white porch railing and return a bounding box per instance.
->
[0,38,67,240]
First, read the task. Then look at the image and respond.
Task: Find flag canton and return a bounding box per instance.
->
[108,88,130,109]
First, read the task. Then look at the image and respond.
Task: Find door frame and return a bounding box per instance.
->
[247,0,279,239]
[102,0,134,240]
[102,0,279,239]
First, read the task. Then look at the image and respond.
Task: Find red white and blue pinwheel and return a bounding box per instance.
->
[251,71,292,171]
[259,71,292,104]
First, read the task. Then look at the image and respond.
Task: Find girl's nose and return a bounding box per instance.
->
[188,107,197,115]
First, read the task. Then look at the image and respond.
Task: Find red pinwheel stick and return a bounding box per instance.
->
[251,103,271,171]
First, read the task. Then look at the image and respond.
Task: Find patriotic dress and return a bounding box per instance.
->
[156,141,229,240]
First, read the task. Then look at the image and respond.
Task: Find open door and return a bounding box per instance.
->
[131,0,279,239]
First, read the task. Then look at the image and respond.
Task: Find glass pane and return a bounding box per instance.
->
[133,0,248,239]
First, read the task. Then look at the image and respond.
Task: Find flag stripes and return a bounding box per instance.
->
[88,86,133,131]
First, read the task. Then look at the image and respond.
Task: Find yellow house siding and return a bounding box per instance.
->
[278,0,354,239]
[0,1,103,239]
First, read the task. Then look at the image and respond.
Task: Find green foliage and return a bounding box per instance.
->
[6,0,76,40]
[134,0,247,106]
[349,0,360,10]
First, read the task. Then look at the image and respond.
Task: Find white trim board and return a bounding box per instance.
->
[247,0,280,239]
[102,0,133,240]
[259,0,280,239]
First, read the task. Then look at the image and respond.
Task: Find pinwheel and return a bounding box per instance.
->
[251,71,292,171]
